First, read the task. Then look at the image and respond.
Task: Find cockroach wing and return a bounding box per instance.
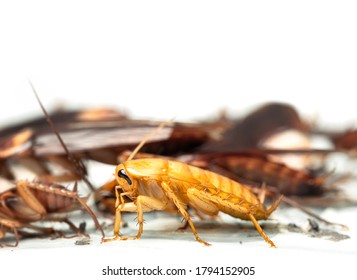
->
[34,127,173,155]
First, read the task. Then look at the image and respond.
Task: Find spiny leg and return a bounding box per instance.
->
[118,195,168,240]
[184,186,277,247]
[248,213,276,248]
[103,194,168,242]
[102,188,130,242]
[161,181,210,246]
[120,196,144,241]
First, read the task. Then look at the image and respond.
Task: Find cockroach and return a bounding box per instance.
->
[0,180,105,247]
[0,83,220,192]
[200,102,309,152]
[0,105,215,165]
[103,124,282,247]
[103,150,348,230]
[0,83,104,248]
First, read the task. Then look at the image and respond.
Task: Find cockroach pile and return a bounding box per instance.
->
[0,93,356,248]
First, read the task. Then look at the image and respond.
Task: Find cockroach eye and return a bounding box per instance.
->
[117,169,132,185]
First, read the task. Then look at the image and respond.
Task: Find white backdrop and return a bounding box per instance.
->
[1,1,357,280]
[1,1,356,128]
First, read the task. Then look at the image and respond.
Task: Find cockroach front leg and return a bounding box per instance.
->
[104,193,168,243]
[102,187,127,242]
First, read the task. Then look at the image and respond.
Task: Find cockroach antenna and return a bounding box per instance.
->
[29,81,96,191]
[127,119,175,161]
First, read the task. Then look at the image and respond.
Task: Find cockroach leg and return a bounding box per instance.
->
[104,193,169,242]
[102,187,125,242]
[19,224,65,239]
[248,213,276,248]
[0,218,21,247]
[160,181,211,246]
[45,217,89,238]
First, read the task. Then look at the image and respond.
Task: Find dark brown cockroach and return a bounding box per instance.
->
[0,105,218,189]
[199,102,310,152]
[0,104,216,163]
[0,84,105,248]
[0,180,104,247]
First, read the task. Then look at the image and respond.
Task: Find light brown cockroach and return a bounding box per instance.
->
[103,125,282,247]
[97,149,346,230]
[0,180,105,247]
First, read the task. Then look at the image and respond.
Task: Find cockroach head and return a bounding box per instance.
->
[115,164,133,187]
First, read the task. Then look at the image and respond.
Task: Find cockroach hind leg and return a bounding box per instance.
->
[195,234,211,246]
[248,213,277,248]
[160,181,211,246]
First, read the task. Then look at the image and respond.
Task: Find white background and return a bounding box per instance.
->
[0,1,357,127]
[1,1,356,279]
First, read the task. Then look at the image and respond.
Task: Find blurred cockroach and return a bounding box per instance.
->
[0,105,218,193]
[0,180,104,247]
[200,102,309,152]
[0,105,216,165]
[0,83,104,247]
[103,123,282,247]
